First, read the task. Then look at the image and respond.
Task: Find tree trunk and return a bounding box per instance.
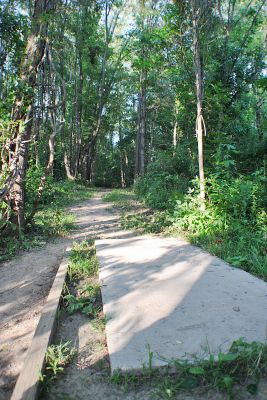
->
[135,68,146,178]
[7,0,52,233]
[192,0,205,211]
[118,124,126,188]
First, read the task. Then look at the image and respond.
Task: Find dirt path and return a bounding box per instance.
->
[0,191,129,400]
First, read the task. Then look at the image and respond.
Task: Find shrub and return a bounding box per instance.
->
[134,150,190,210]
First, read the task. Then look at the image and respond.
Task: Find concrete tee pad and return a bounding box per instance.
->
[96,237,267,373]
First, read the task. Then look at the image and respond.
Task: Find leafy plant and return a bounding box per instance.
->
[110,339,267,399]
[39,340,77,394]
[0,181,94,262]
[45,341,77,376]
[68,240,99,280]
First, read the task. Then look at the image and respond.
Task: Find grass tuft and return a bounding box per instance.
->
[111,339,267,399]
[67,240,99,280]
[102,189,137,211]
[40,341,77,392]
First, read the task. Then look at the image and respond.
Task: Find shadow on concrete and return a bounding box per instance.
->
[96,237,267,372]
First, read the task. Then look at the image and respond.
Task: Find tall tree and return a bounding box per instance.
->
[191,0,209,210]
[0,0,54,233]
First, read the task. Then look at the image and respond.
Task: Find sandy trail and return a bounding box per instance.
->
[0,191,127,400]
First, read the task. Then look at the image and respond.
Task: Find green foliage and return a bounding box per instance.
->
[25,168,94,209]
[168,173,267,278]
[0,181,94,262]
[63,283,101,317]
[168,339,267,398]
[128,171,267,280]
[40,341,77,391]
[25,167,53,207]
[102,189,137,211]
[121,210,170,234]
[45,341,77,376]
[33,208,75,237]
[68,240,99,280]
[134,151,189,210]
[111,339,267,399]
[63,293,101,317]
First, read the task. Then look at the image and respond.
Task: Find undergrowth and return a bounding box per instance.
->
[102,189,137,212]
[111,339,267,399]
[67,239,99,280]
[0,180,94,262]
[64,240,101,318]
[40,341,77,393]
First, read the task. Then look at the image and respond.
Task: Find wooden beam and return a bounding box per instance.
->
[11,249,71,400]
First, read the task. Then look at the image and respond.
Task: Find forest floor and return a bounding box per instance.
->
[1,190,267,400]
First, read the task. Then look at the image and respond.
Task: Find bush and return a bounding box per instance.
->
[134,150,190,210]
[26,167,93,211]
[25,167,54,207]
[170,173,267,278]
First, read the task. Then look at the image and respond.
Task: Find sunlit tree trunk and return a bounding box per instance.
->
[192,0,205,211]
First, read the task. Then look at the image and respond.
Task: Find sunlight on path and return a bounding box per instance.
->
[96,237,267,372]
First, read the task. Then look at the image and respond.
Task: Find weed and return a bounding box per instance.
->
[63,241,101,318]
[68,240,99,280]
[110,339,267,399]
[91,314,110,332]
[81,283,101,297]
[45,341,77,375]
[129,172,267,281]
[33,208,75,237]
[121,210,170,234]
[160,339,267,399]
[63,294,101,317]
[110,369,139,389]
[146,344,154,371]
[40,341,77,392]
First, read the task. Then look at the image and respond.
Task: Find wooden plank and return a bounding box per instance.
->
[11,248,71,400]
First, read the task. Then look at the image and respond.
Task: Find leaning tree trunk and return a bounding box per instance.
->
[8,0,52,234]
[192,0,205,211]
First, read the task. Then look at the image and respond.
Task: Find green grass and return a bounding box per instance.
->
[102,189,137,212]
[0,181,94,262]
[111,339,267,399]
[121,210,170,234]
[65,240,101,317]
[40,341,77,392]
[41,239,105,393]
[67,240,99,280]
[187,226,267,280]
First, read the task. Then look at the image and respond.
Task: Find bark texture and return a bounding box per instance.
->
[7,0,53,233]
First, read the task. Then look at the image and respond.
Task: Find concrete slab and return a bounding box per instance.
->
[96,237,267,373]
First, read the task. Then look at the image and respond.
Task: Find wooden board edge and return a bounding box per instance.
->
[11,247,71,400]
